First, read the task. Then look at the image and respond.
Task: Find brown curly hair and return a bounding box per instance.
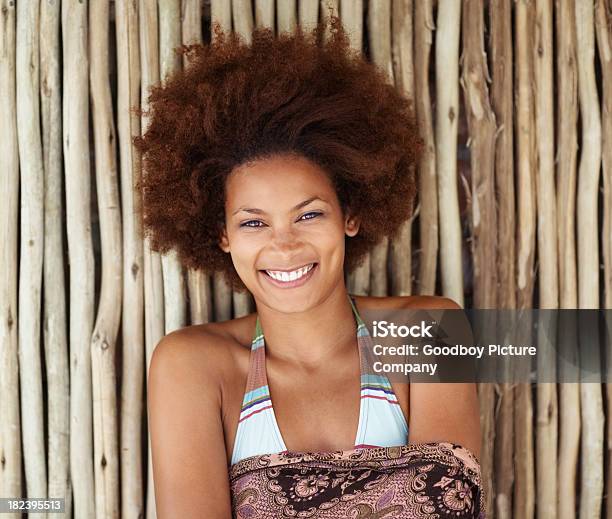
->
[133,15,423,292]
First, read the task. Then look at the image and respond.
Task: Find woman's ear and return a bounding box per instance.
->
[344,212,360,237]
[219,227,230,253]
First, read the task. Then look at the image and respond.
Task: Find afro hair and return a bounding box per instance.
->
[133,14,423,292]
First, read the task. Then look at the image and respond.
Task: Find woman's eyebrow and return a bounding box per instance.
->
[232,196,328,216]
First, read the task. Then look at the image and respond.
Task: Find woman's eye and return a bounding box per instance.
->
[240,220,264,228]
[299,211,322,221]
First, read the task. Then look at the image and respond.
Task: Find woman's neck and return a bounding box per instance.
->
[254,286,357,371]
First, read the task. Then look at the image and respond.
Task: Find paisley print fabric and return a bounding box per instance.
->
[229,441,486,518]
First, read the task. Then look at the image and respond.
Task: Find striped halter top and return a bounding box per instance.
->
[230,294,409,466]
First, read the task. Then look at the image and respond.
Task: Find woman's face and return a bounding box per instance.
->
[219,153,359,313]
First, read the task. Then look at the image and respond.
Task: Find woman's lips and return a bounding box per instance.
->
[260,263,318,289]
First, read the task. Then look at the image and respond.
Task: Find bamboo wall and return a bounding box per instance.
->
[0,1,611,518]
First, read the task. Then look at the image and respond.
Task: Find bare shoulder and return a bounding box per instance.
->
[150,316,255,379]
[147,325,229,428]
[147,319,254,518]
[353,294,462,311]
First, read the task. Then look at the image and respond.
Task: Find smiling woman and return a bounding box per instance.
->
[138,13,484,519]
[132,15,423,293]
[218,153,360,312]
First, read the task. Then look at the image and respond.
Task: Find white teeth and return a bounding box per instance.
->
[265,263,314,282]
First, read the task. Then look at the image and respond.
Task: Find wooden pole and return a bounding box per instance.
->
[555,1,580,518]
[320,0,339,44]
[159,0,188,331]
[298,0,319,33]
[575,0,604,516]
[514,1,537,517]
[255,0,274,29]
[62,0,96,516]
[460,2,497,515]
[232,0,253,41]
[435,0,463,306]
[0,0,22,511]
[556,0,579,312]
[514,6,538,310]
[460,0,497,311]
[277,0,297,35]
[389,0,415,297]
[340,0,363,50]
[182,0,203,46]
[596,0,611,310]
[489,1,515,516]
[117,1,147,518]
[594,3,612,514]
[41,0,71,515]
[16,2,47,508]
[413,0,437,296]
[489,3,516,311]
[211,0,233,34]
[368,0,392,297]
[90,0,122,516]
[533,6,558,306]
[140,2,165,517]
[533,0,559,515]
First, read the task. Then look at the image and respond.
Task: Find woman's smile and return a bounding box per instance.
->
[259,262,319,289]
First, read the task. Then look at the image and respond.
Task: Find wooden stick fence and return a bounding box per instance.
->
[0,1,610,518]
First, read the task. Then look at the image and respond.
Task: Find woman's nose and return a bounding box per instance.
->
[270,227,302,251]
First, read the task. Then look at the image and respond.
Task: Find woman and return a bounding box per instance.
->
[140,15,483,518]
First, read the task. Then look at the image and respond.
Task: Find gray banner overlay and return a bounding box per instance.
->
[357,309,612,383]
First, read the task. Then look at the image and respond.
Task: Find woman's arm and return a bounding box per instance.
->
[408,382,481,459]
[148,330,233,518]
[407,296,482,459]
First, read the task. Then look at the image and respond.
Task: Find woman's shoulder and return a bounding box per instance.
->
[149,316,256,384]
[352,294,462,311]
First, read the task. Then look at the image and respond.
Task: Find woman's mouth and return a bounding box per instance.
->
[260,262,318,288]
